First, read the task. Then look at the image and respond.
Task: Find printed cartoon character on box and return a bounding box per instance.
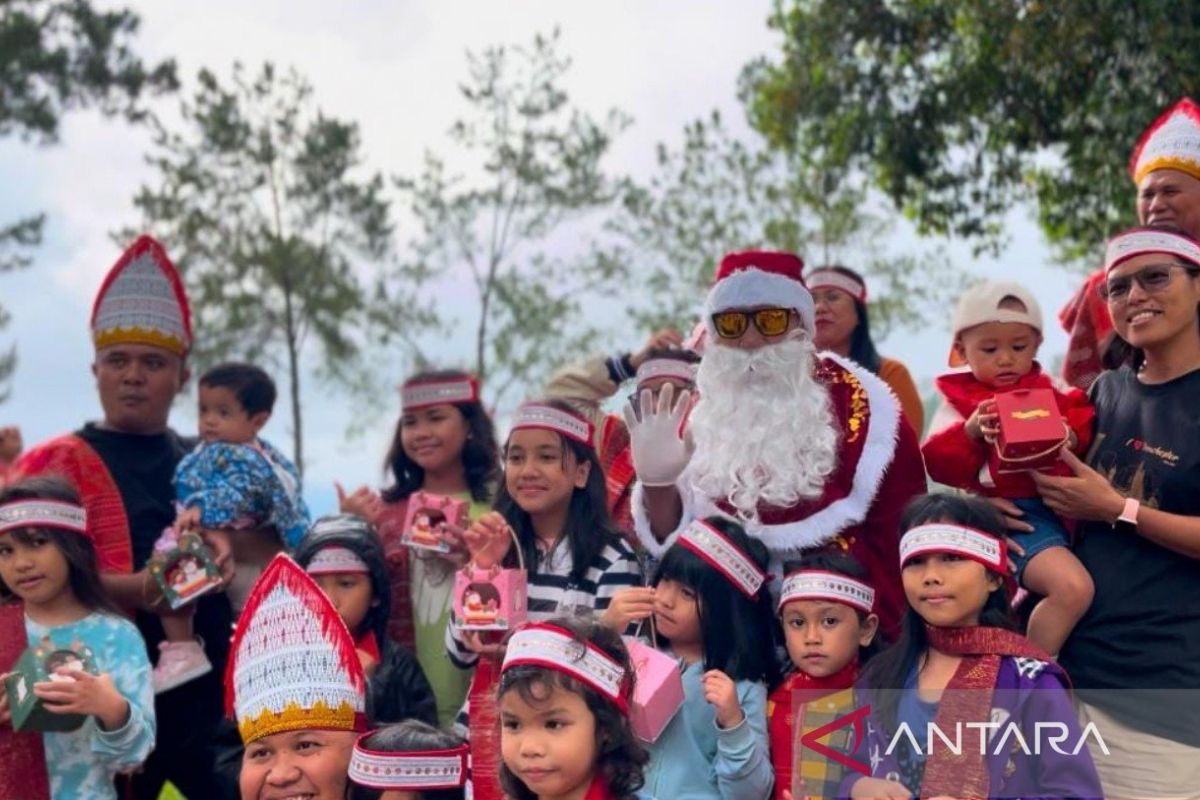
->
[462,581,501,626]
[44,650,86,683]
[167,553,207,595]
[409,507,447,548]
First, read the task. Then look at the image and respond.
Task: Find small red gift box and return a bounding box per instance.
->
[993,388,1068,473]
[453,567,527,631]
[624,636,684,742]
[402,492,469,554]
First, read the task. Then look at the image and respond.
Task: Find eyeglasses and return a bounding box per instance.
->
[710,308,793,339]
[1100,263,1197,302]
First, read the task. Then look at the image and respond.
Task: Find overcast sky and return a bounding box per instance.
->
[0,1,1086,516]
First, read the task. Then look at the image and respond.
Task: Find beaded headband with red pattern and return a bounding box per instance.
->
[806,269,868,303]
[636,358,698,386]
[349,733,468,790]
[899,523,1007,576]
[305,546,370,575]
[678,519,767,598]
[502,623,628,712]
[401,376,480,411]
[0,500,87,536]
[511,403,595,446]
[778,569,875,614]
[1104,227,1200,274]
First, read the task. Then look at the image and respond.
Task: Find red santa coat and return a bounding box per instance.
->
[922,364,1095,499]
[631,353,926,639]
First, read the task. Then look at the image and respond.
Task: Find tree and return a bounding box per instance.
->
[742,0,1198,265]
[127,63,416,475]
[394,29,631,407]
[0,0,177,400]
[604,111,964,338]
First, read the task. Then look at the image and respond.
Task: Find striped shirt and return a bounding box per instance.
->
[445,533,643,668]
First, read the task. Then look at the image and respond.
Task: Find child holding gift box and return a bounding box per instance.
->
[767,552,880,800]
[153,362,311,693]
[641,516,777,800]
[498,616,653,800]
[349,719,469,800]
[447,400,645,800]
[839,493,1102,799]
[337,369,501,728]
[294,514,438,728]
[0,477,155,800]
[923,281,1095,655]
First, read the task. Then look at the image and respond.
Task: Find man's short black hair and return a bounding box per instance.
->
[199,362,276,416]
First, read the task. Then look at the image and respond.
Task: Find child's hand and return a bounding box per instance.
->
[0,673,11,729]
[701,669,744,729]
[174,506,202,532]
[198,528,235,587]
[461,630,507,661]
[849,776,913,798]
[463,512,514,571]
[431,523,470,567]
[356,647,379,678]
[336,482,383,522]
[964,398,999,443]
[34,670,130,731]
[601,587,657,632]
[0,426,22,463]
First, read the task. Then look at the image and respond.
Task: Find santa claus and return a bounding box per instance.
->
[625,251,927,637]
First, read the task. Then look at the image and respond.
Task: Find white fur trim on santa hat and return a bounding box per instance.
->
[705,269,815,335]
[631,352,901,557]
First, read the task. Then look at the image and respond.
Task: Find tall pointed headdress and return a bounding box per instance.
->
[1129,98,1200,185]
[91,235,192,356]
[225,554,366,744]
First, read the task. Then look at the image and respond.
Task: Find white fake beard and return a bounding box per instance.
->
[687,336,839,523]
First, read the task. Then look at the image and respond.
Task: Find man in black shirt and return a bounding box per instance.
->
[15,236,237,799]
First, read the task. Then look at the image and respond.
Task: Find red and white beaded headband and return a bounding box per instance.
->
[899,523,1007,575]
[779,570,875,614]
[636,358,698,386]
[1105,228,1200,274]
[0,500,87,536]
[806,269,867,303]
[349,734,468,790]
[678,519,767,598]
[401,377,480,411]
[502,623,628,712]
[305,546,370,575]
[511,403,595,446]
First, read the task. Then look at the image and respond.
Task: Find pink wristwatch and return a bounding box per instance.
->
[1116,497,1140,528]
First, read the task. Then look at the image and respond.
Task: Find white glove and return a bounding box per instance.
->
[621,382,694,487]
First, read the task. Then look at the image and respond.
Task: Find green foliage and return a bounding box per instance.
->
[743,0,1199,266]
[126,63,415,473]
[395,29,631,407]
[602,111,965,339]
[0,0,176,402]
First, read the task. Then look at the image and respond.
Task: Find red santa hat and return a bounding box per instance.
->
[1129,98,1200,185]
[704,251,814,337]
[91,235,193,357]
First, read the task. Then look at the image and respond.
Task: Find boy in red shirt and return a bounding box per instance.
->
[923,281,1094,655]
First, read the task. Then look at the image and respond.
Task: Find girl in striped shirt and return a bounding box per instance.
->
[446,400,648,800]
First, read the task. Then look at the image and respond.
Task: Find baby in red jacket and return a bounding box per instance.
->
[923,281,1094,655]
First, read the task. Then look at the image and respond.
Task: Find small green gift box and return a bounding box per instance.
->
[149,532,222,610]
[4,637,99,732]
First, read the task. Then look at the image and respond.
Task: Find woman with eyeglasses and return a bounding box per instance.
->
[991,226,1200,796]
[807,266,925,436]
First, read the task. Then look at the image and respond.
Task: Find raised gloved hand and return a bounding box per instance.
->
[622,382,694,487]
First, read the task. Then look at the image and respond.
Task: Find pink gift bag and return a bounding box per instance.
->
[402,491,469,553]
[453,567,527,631]
[624,634,684,742]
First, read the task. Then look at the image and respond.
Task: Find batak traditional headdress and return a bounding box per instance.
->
[899,523,1007,576]
[349,733,469,791]
[1104,227,1200,274]
[91,235,192,356]
[502,623,630,712]
[677,518,767,598]
[511,402,595,446]
[401,375,480,411]
[0,500,87,536]
[778,569,875,614]
[225,554,366,743]
[1129,98,1200,185]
